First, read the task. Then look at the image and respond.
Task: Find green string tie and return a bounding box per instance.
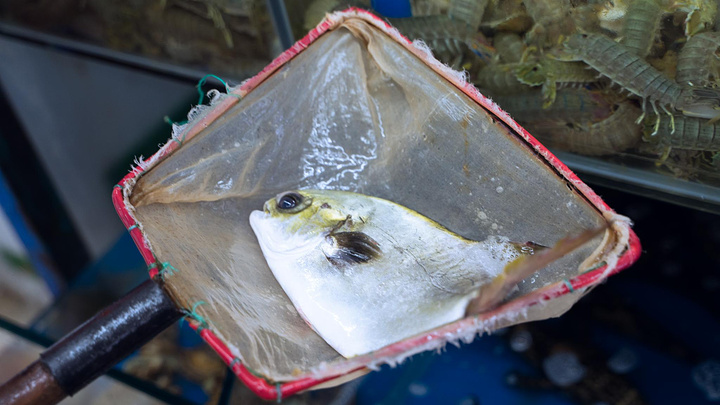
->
[163,74,240,134]
[563,279,575,293]
[158,262,178,280]
[583,260,607,274]
[148,261,179,281]
[170,135,185,147]
[196,74,240,105]
[185,300,209,329]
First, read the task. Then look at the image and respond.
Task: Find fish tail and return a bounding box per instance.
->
[465,223,609,315]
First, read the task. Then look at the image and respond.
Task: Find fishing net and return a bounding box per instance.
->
[114,9,638,397]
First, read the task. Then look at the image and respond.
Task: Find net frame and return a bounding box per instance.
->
[112,8,641,400]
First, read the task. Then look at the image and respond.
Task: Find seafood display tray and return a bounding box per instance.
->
[553,150,720,215]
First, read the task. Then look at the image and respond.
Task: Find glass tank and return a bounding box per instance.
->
[0,0,277,79]
[285,0,720,212]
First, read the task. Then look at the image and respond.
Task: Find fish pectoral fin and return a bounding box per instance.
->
[465,223,609,316]
[323,232,381,266]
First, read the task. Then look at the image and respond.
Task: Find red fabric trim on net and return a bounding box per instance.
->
[111,7,642,398]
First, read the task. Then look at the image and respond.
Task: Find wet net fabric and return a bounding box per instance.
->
[129,17,611,382]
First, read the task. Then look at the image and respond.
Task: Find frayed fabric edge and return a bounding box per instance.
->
[119,88,240,255]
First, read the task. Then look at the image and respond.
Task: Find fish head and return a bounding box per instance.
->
[249,190,350,254]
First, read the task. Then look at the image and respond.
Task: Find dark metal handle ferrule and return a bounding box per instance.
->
[39,279,181,397]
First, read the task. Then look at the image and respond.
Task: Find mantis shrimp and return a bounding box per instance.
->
[532,101,643,156]
[474,63,533,95]
[514,51,599,108]
[563,33,720,134]
[621,0,663,58]
[676,31,720,88]
[389,15,491,69]
[447,0,489,31]
[523,0,575,49]
[493,88,614,124]
[644,114,720,152]
[493,32,526,63]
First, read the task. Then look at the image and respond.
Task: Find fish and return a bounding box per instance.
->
[249,189,604,358]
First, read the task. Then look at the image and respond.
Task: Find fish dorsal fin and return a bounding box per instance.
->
[322,232,382,267]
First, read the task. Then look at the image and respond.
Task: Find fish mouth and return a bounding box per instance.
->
[249,209,324,257]
[249,209,268,228]
[249,210,275,252]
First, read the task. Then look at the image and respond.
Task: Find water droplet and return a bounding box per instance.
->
[477,211,488,221]
[607,348,638,374]
[509,329,533,352]
[408,382,428,396]
[496,186,504,193]
[693,360,720,400]
[491,223,498,230]
[543,351,586,387]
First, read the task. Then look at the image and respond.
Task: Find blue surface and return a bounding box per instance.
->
[178,318,205,348]
[174,374,209,404]
[354,276,720,404]
[67,230,147,290]
[372,0,412,18]
[357,335,573,405]
[0,170,63,295]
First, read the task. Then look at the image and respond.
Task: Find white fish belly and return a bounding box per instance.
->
[265,250,474,357]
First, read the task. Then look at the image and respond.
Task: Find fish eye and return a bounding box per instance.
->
[275,192,310,213]
[278,193,301,209]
